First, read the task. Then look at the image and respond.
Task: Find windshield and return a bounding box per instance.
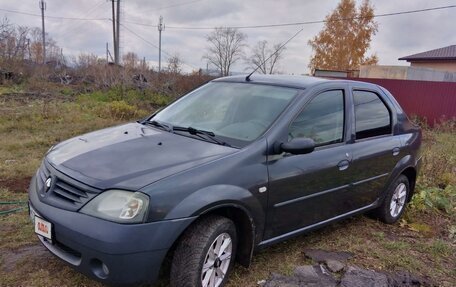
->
[152,82,299,146]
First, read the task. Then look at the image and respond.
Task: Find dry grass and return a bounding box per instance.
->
[0,93,150,187]
[228,214,455,286]
[0,91,455,287]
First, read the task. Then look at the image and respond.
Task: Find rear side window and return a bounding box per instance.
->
[353,90,391,140]
[289,90,344,146]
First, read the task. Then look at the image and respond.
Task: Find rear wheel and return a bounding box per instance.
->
[372,174,410,224]
[170,215,237,287]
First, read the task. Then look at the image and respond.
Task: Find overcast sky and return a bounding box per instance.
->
[1,0,455,74]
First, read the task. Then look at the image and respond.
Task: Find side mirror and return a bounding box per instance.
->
[277,138,315,155]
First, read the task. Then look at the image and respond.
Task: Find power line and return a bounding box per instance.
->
[155,0,206,10]
[247,26,305,80]
[0,7,108,21]
[121,24,160,50]
[123,20,157,28]
[123,4,456,30]
[66,1,106,27]
[120,23,196,70]
[60,1,107,36]
[168,4,456,29]
[0,0,205,22]
[2,3,454,27]
[122,0,206,28]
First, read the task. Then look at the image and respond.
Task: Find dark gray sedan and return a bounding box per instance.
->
[28,75,421,287]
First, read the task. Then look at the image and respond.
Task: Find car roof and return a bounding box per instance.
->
[212,74,376,90]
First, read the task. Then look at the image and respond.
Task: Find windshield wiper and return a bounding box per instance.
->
[144,120,173,132]
[173,126,231,147]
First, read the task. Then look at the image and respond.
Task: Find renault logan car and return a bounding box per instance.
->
[28,75,421,287]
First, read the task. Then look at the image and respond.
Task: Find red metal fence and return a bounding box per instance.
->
[348,77,456,126]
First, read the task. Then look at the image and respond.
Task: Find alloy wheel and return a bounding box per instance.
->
[201,232,232,287]
[390,183,407,218]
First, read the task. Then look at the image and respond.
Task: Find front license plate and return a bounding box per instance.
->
[34,216,52,240]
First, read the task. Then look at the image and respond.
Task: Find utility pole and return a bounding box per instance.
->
[158,15,164,72]
[116,0,120,65]
[111,0,117,65]
[106,42,109,63]
[39,0,46,64]
[27,39,31,60]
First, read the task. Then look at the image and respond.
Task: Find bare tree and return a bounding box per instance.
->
[203,27,247,76]
[246,40,286,74]
[167,54,182,74]
[46,38,62,63]
[0,16,63,67]
[0,17,12,38]
[22,26,61,64]
[0,17,14,57]
[122,52,139,69]
[77,53,99,68]
[29,27,44,63]
[0,17,28,61]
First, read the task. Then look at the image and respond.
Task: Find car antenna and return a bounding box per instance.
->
[245,27,305,82]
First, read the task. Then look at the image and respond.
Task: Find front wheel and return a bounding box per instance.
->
[170,215,237,287]
[372,174,410,224]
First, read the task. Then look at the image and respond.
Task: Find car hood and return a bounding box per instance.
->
[46,123,237,190]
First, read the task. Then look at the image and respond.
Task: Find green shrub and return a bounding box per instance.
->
[77,87,171,108]
[60,86,73,96]
[104,100,137,120]
[78,90,115,102]
[410,120,456,216]
[150,93,171,106]
[412,185,455,215]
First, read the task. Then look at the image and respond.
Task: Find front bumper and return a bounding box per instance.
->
[28,175,196,285]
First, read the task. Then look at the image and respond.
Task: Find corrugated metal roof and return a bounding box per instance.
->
[398,45,456,61]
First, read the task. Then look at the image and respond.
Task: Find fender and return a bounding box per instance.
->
[378,154,416,204]
[165,184,264,267]
[198,201,258,267]
[165,184,264,233]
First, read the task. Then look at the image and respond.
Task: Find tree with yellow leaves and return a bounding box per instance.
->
[308,0,378,73]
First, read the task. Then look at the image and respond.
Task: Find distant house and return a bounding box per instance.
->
[398,45,456,73]
[358,45,456,82]
[313,69,359,78]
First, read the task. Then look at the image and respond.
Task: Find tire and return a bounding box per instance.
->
[170,215,237,287]
[371,174,410,224]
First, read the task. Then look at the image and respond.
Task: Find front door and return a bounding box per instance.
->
[265,89,356,239]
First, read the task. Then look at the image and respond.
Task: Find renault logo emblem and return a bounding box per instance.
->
[45,177,52,192]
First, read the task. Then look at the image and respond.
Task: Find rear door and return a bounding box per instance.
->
[265,87,357,239]
[347,87,402,207]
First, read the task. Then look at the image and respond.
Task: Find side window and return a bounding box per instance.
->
[353,90,391,140]
[289,90,344,146]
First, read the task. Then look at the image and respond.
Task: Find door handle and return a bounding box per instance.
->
[392,147,400,156]
[337,160,350,171]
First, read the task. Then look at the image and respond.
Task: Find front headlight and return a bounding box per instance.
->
[80,190,149,223]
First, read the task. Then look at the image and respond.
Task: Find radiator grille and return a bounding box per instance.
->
[36,161,99,211]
